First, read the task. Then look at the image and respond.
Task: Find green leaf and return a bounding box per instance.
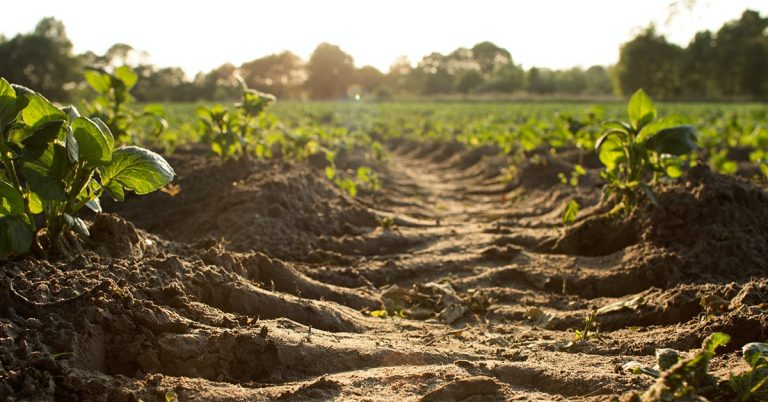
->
[0,180,25,216]
[104,180,125,201]
[636,115,690,143]
[60,105,80,122]
[63,213,90,236]
[562,199,580,225]
[0,78,18,129]
[27,191,43,214]
[628,89,656,130]
[21,94,66,129]
[21,144,71,201]
[114,66,138,89]
[84,69,111,94]
[646,125,698,156]
[100,146,175,195]
[663,157,683,178]
[91,117,115,152]
[703,332,731,354]
[71,117,112,164]
[0,215,33,254]
[598,134,626,171]
[21,120,64,152]
[65,126,79,163]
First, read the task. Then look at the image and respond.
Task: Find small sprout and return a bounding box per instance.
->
[562,199,580,225]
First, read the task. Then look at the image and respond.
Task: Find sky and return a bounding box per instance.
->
[2,0,767,78]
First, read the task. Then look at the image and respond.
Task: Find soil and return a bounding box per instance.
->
[1,141,767,401]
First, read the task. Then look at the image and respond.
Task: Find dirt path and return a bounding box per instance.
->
[2,141,766,401]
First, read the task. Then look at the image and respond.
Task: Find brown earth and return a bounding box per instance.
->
[1,141,767,401]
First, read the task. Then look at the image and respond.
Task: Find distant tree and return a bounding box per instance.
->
[0,17,80,101]
[615,26,684,98]
[526,67,558,94]
[193,63,240,101]
[583,65,613,95]
[710,10,768,97]
[354,65,385,93]
[305,43,355,100]
[681,31,716,98]
[133,66,189,102]
[415,52,454,95]
[471,41,512,75]
[454,69,484,94]
[239,51,304,98]
[477,64,525,93]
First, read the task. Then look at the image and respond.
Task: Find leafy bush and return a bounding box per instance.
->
[596,89,698,213]
[0,77,174,255]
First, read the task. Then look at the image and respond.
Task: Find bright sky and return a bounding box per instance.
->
[3,1,767,78]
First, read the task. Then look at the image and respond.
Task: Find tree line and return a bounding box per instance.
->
[1,10,766,102]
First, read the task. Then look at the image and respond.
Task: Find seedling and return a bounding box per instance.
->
[630,332,731,401]
[595,89,698,214]
[0,78,174,255]
[574,309,600,342]
[562,199,580,225]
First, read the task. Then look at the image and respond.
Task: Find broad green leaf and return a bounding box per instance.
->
[91,117,115,151]
[21,143,71,201]
[598,135,625,171]
[636,115,690,143]
[0,180,25,216]
[100,146,175,195]
[21,120,64,151]
[21,94,66,130]
[628,89,656,130]
[0,78,18,129]
[0,215,33,254]
[71,117,112,164]
[663,158,683,178]
[114,66,138,89]
[84,70,111,94]
[27,191,43,214]
[63,213,90,236]
[703,332,731,354]
[562,199,580,225]
[65,126,79,163]
[104,180,124,201]
[646,125,698,156]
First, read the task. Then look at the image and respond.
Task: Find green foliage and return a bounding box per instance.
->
[574,310,600,342]
[562,199,580,225]
[197,78,275,160]
[595,89,698,213]
[83,66,168,147]
[730,342,768,402]
[0,77,174,255]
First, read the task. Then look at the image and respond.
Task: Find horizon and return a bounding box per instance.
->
[2,1,767,78]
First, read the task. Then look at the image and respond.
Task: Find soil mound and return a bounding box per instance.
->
[107,146,378,261]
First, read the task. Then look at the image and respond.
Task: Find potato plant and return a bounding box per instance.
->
[0,78,174,255]
[84,66,168,146]
[596,89,698,213]
[197,78,275,159]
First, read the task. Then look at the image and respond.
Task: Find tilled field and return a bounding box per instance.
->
[1,140,767,401]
